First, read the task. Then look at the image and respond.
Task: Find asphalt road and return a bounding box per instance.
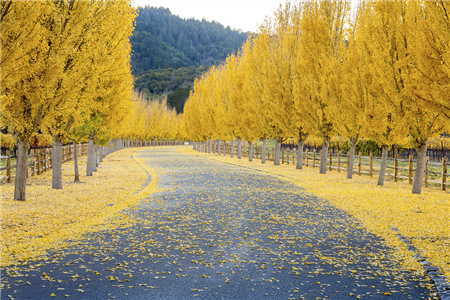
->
[0,147,438,299]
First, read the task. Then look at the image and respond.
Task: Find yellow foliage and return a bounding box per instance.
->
[0,148,161,267]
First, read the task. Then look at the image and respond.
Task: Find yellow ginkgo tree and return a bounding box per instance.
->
[295,0,350,174]
[361,0,446,193]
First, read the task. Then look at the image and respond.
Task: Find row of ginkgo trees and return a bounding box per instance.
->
[122,93,185,146]
[1,1,136,200]
[182,0,450,194]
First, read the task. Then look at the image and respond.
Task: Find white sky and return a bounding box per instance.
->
[131,0,288,33]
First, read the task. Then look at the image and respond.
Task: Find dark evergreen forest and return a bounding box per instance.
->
[131,6,248,113]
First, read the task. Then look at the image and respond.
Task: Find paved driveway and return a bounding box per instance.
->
[0,148,438,299]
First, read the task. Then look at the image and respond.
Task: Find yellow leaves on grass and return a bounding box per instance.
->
[0,148,160,267]
[180,148,450,281]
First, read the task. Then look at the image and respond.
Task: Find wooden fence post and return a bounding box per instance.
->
[337,151,341,172]
[45,148,49,171]
[26,150,29,179]
[347,152,350,173]
[313,148,316,168]
[394,154,398,182]
[49,148,52,170]
[31,149,35,177]
[425,156,429,188]
[329,150,332,171]
[37,149,41,175]
[409,155,413,185]
[442,157,447,191]
[6,150,11,183]
[369,152,373,177]
[305,149,309,167]
[358,151,362,176]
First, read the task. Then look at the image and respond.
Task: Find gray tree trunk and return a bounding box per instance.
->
[377,145,389,186]
[14,138,28,201]
[213,140,217,154]
[274,139,281,165]
[218,140,222,155]
[296,140,306,169]
[237,138,242,159]
[412,142,427,194]
[319,135,330,174]
[52,136,63,189]
[208,137,211,153]
[93,144,98,172]
[86,134,95,176]
[230,138,235,158]
[73,141,80,183]
[99,145,103,162]
[261,138,267,164]
[347,138,357,179]
[249,141,253,162]
[96,144,100,166]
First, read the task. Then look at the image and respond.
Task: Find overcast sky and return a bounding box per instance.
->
[131,0,288,33]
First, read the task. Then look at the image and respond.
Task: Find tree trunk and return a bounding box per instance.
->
[218,139,222,155]
[93,143,98,172]
[14,138,28,201]
[347,138,357,179]
[231,138,234,158]
[73,141,80,183]
[319,135,330,174]
[249,141,253,162]
[296,140,306,169]
[237,138,242,159]
[412,142,427,194]
[274,139,281,165]
[86,134,95,176]
[261,138,267,164]
[52,136,63,189]
[208,137,211,153]
[377,145,389,186]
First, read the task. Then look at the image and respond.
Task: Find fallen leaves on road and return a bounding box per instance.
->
[180,148,449,282]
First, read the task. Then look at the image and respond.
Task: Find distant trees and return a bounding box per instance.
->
[122,92,184,146]
[134,66,206,113]
[182,0,450,195]
[131,6,248,73]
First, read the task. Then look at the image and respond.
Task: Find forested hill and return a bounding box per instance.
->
[130,6,248,113]
[131,6,248,74]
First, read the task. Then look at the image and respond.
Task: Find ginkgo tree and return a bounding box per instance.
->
[295,0,350,174]
[360,0,446,193]
[1,0,136,200]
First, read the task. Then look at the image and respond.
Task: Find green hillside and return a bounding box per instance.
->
[131,6,248,112]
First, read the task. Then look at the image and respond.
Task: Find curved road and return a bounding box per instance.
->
[0,148,438,299]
